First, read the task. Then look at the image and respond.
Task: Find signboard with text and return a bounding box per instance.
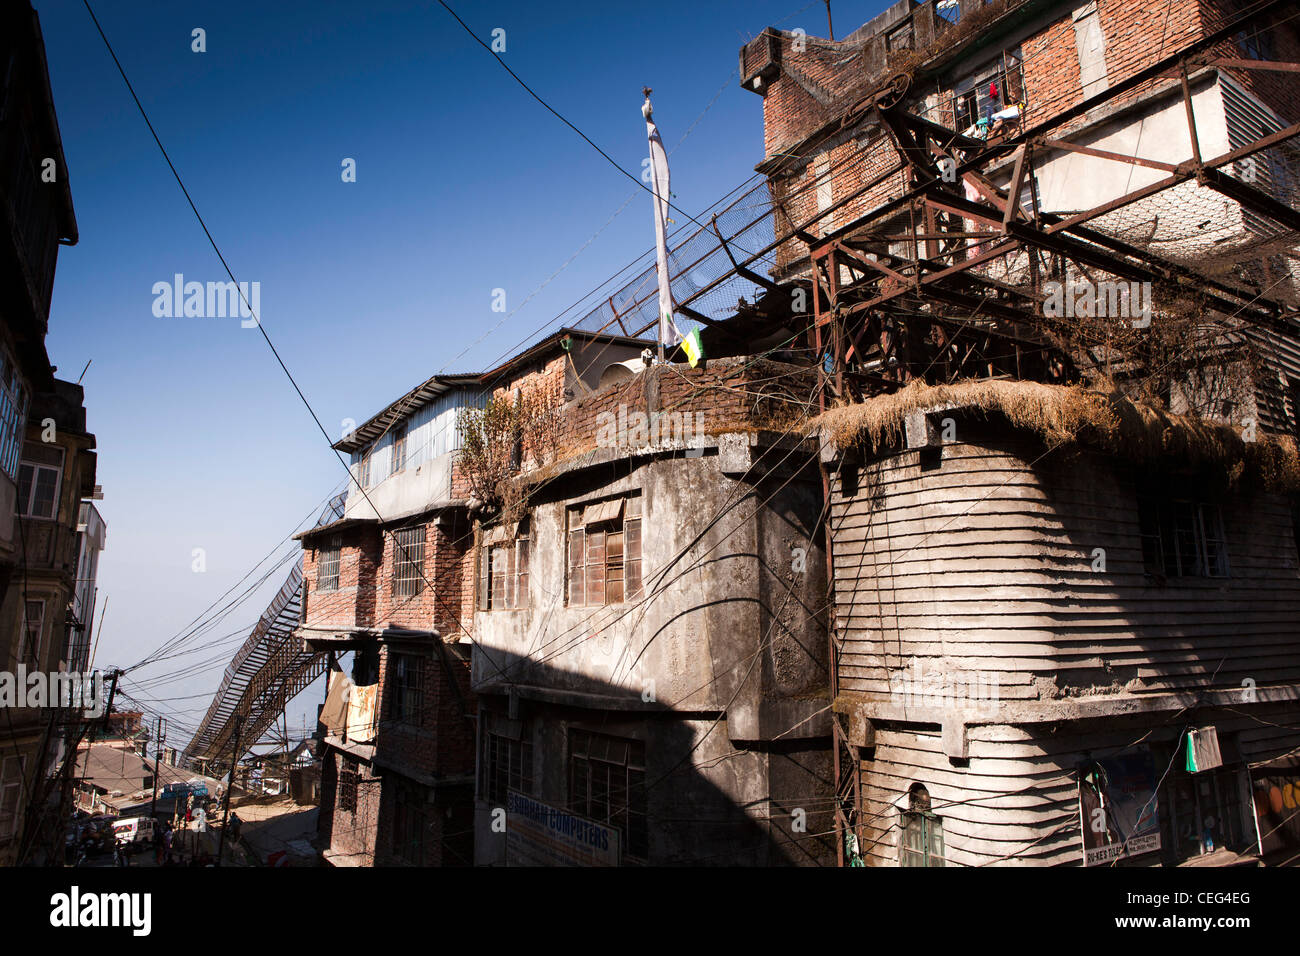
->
[506,791,620,867]
[1079,749,1163,866]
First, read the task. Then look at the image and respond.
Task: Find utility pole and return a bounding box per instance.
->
[148,716,166,819]
[99,668,120,735]
[217,715,243,866]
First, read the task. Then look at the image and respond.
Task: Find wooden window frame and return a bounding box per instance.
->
[899,810,946,866]
[479,530,530,611]
[16,443,62,520]
[358,447,373,490]
[17,598,43,665]
[567,495,642,608]
[390,422,407,476]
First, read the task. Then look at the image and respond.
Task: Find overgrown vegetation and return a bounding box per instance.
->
[811,377,1300,492]
[457,384,562,523]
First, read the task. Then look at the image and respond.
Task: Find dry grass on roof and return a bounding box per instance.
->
[810,378,1300,492]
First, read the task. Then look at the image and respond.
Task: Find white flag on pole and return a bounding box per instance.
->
[643,90,681,353]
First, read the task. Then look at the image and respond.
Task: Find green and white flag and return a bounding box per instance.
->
[682,328,704,368]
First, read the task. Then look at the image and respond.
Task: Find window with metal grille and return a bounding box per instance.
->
[899,784,945,866]
[0,755,26,840]
[393,526,425,597]
[17,442,62,519]
[317,537,341,592]
[567,496,642,607]
[392,782,425,865]
[338,758,358,813]
[569,729,647,860]
[1138,494,1229,578]
[484,731,533,805]
[390,422,407,476]
[951,48,1024,134]
[479,529,530,610]
[0,348,29,482]
[1234,0,1274,61]
[389,653,423,726]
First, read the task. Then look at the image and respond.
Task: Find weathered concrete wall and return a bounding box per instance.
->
[345,451,453,522]
[472,439,828,723]
[469,430,834,865]
[472,703,834,866]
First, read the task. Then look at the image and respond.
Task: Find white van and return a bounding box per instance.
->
[112,816,155,850]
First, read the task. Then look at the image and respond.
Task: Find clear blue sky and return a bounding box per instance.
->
[33,0,886,748]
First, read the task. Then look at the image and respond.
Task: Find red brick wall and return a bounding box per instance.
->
[1199,0,1300,123]
[302,525,382,631]
[756,0,1298,276]
[551,358,816,462]
[320,748,381,863]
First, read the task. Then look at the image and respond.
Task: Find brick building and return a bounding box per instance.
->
[296,329,648,865]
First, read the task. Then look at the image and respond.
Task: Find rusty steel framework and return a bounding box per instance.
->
[806,2,1300,865]
[184,493,346,773]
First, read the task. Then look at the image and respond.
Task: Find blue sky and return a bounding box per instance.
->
[33,0,885,747]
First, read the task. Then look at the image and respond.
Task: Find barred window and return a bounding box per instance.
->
[317,537,341,592]
[484,730,533,805]
[389,653,423,726]
[339,757,358,813]
[393,526,425,598]
[569,729,646,859]
[1138,495,1229,579]
[392,783,425,865]
[567,496,642,607]
[0,755,27,840]
[0,348,30,482]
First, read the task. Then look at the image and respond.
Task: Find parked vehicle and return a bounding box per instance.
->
[112,816,155,851]
[75,815,117,855]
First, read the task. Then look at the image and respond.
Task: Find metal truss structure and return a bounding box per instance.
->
[183,494,346,773]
